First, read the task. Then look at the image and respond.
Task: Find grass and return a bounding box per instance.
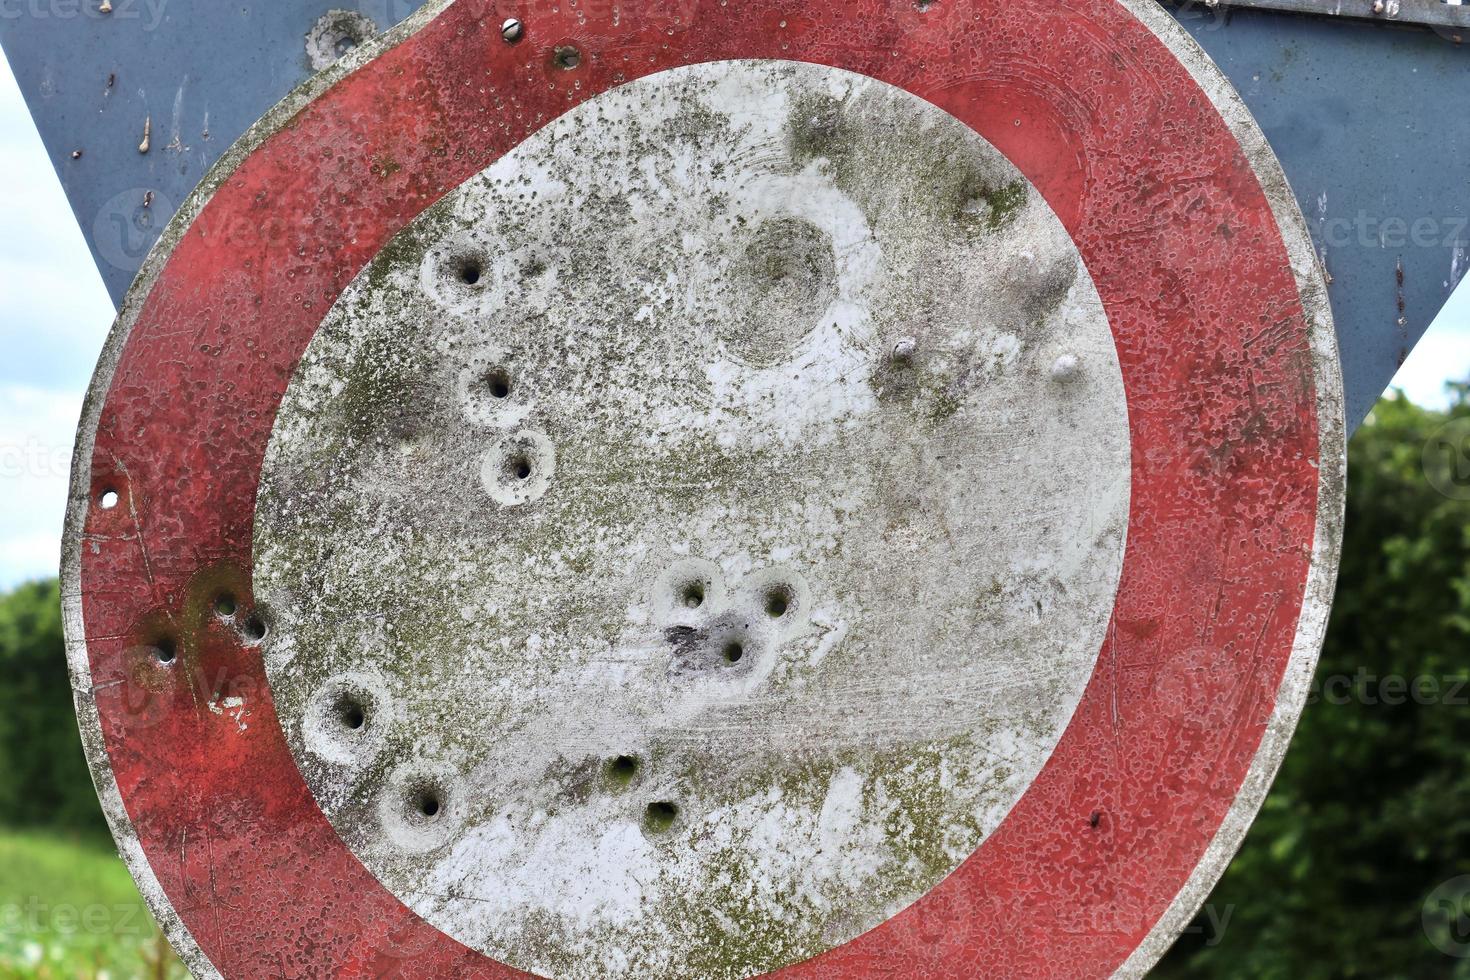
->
[0,831,184,979]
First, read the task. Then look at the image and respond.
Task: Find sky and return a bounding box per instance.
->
[0,55,1468,591]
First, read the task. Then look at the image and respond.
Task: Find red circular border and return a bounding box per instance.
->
[75,1,1324,976]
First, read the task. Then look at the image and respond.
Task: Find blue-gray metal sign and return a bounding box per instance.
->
[0,1,1464,424]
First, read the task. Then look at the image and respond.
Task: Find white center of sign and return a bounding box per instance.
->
[255,60,1132,979]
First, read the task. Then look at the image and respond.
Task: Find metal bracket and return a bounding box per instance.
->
[1190,0,1470,33]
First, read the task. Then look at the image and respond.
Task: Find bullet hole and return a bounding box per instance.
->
[554,45,582,70]
[481,431,555,506]
[306,10,377,71]
[152,636,178,665]
[607,755,640,785]
[241,613,268,643]
[681,582,706,610]
[99,489,120,510]
[413,788,443,820]
[1090,810,1103,829]
[764,586,793,619]
[483,368,512,400]
[722,641,745,664]
[501,17,524,43]
[214,593,238,618]
[335,695,367,732]
[644,801,679,833]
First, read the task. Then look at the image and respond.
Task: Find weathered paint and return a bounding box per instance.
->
[254,60,1132,979]
[60,1,1344,978]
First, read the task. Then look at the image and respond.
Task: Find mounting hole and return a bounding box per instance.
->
[508,454,533,481]
[98,489,120,510]
[554,45,582,70]
[722,641,744,664]
[152,636,178,665]
[459,260,483,285]
[681,582,706,610]
[764,587,792,619]
[501,17,524,43]
[644,801,679,834]
[214,593,238,618]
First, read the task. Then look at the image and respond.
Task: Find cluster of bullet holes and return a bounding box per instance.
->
[214,591,268,646]
[656,560,810,681]
[139,592,268,670]
[302,678,463,852]
[427,244,558,506]
[601,754,681,837]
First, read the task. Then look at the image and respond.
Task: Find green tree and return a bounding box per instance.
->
[0,579,107,837]
[1158,385,1470,979]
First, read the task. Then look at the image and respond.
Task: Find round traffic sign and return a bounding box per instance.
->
[62,1,1344,977]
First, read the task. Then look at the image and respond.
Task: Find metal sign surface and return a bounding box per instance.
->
[62,1,1345,977]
